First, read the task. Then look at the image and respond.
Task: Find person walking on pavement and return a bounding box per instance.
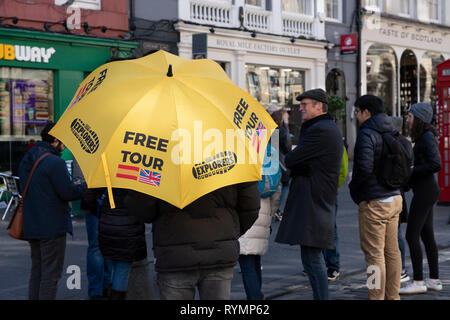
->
[84,188,148,300]
[275,89,344,300]
[125,183,260,300]
[349,95,403,300]
[18,122,85,300]
[400,103,443,294]
[323,145,348,282]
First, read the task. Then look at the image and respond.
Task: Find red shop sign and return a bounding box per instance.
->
[340,34,358,55]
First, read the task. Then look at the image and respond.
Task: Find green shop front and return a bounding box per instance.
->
[0,28,137,214]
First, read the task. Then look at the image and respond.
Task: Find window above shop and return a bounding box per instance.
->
[55,0,101,10]
[245,0,265,8]
[282,0,313,16]
[364,0,381,12]
[324,0,342,22]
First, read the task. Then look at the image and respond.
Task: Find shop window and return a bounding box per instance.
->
[282,0,313,15]
[55,0,101,10]
[366,44,398,116]
[400,50,418,135]
[245,64,305,142]
[0,67,53,172]
[420,52,445,109]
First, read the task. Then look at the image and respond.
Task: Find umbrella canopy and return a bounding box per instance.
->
[50,50,277,209]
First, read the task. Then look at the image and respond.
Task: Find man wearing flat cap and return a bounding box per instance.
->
[275,88,343,300]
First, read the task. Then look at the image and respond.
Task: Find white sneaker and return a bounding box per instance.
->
[425,279,443,292]
[400,270,410,283]
[399,281,427,295]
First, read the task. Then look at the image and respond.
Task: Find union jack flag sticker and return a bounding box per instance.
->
[139,169,162,187]
[252,121,266,153]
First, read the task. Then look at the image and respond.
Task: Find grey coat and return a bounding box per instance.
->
[275,113,343,249]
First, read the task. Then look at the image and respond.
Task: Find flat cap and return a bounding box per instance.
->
[296,88,328,104]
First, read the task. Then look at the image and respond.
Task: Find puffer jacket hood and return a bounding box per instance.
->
[361,113,394,134]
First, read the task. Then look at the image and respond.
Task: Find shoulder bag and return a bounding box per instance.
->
[7,152,51,240]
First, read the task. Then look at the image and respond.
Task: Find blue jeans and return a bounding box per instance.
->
[239,255,263,300]
[398,223,406,271]
[85,212,112,297]
[322,201,340,272]
[278,181,290,213]
[301,246,329,300]
[104,259,132,292]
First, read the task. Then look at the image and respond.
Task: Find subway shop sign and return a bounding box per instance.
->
[0,42,55,63]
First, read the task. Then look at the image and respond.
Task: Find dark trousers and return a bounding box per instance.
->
[406,179,440,281]
[322,201,340,272]
[28,235,66,300]
[239,255,263,300]
[301,245,329,300]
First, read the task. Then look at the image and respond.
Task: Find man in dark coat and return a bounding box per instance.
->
[349,95,402,300]
[125,182,260,300]
[18,122,85,300]
[275,89,343,300]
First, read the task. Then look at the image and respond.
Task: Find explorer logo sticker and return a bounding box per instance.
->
[192,151,237,180]
[70,118,100,154]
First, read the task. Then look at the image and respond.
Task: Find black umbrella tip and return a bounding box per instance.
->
[167,64,173,77]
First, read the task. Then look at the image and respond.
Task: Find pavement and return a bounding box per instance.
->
[1,177,450,300]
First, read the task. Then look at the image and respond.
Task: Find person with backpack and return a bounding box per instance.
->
[349,94,410,300]
[275,89,343,300]
[238,141,281,300]
[400,102,443,294]
[270,109,292,222]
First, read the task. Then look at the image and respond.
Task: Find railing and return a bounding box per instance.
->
[183,1,324,39]
[282,12,315,37]
[244,6,271,32]
[190,0,232,27]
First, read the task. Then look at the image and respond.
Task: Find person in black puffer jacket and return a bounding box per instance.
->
[400,103,443,295]
[125,182,260,300]
[84,188,147,300]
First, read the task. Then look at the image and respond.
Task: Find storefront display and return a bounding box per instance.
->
[245,65,305,140]
[0,67,53,137]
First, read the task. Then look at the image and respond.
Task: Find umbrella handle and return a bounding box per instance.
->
[101,153,116,209]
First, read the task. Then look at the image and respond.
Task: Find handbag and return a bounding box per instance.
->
[7,152,51,240]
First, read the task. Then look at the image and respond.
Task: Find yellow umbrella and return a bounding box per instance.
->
[50,50,277,209]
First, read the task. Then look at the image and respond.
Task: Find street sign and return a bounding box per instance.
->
[340,34,358,55]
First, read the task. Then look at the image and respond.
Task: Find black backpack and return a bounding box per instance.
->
[376,130,414,190]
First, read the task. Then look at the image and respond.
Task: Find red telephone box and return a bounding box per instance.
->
[437,59,450,202]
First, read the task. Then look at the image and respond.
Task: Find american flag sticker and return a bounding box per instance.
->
[252,121,266,153]
[139,169,162,187]
[116,164,139,180]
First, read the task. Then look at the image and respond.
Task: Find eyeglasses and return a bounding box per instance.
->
[300,102,315,108]
[354,109,361,116]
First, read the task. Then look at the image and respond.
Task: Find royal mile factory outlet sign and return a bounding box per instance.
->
[364,19,450,53]
[209,37,304,57]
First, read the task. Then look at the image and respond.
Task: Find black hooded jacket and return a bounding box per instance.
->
[124,182,260,273]
[349,113,401,204]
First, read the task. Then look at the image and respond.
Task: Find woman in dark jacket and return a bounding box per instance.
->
[400,103,443,295]
[86,188,147,299]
